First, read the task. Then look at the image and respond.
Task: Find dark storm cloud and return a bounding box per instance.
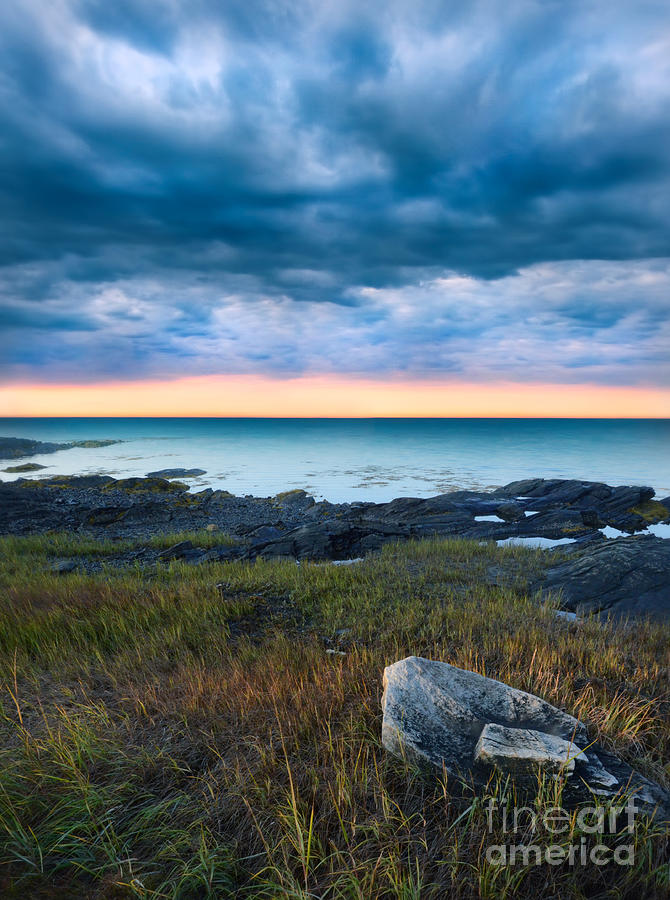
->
[0,0,669,382]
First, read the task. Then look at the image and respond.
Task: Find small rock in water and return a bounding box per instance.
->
[146,468,206,478]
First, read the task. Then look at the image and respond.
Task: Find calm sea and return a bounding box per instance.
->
[1,418,669,503]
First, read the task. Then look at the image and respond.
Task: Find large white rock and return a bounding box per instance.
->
[381,657,669,819]
[381,656,587,774]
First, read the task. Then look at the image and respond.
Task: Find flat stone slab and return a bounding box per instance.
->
[474,723,582,776]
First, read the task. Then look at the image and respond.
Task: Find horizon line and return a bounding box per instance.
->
[2,374,669,419]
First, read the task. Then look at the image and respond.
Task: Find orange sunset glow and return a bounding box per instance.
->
[2,376,669,418]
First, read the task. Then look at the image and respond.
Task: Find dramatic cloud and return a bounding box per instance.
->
[1,0,669,385]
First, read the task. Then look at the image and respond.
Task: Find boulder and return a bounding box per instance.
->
[496,502,525,522]
[538,534,670,620]
[52,559,77,574]
[382,657,669,816]
[157,540,197,561]
[273,490,315,510]
[381,657,587,774]
[248,524,284,545]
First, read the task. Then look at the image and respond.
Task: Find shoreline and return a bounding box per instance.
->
[2,472,669,623]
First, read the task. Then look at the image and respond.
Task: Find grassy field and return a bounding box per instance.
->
[0,531,667,898]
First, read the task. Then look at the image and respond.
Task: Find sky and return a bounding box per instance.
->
[0,0,669,416]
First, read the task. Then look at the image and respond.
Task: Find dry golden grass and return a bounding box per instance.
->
[0,533,667,898]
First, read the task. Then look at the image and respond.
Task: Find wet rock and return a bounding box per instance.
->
[496,478,654,529]
[516,508,592,537]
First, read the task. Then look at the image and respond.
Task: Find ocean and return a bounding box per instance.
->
[1,418,669,503]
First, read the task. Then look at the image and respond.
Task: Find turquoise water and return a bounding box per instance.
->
[0,418,668,502]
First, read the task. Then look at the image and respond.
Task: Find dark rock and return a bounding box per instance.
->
[496,502,524,522]
[81,499,173,528]
[108,477,188,494]
[537,535,670,621]
[3,463,47,473]
[69,440,119,449]
[47,475,114,489]
[273,490,315,510]
[0,436,120,460]
[0,437,69,459]
[516,508,591,537]
[248,524,283,544]
[497,478,655,530]
[157,540,195,561]
[83,507,130,526]
[146,468,206,478]
[252,519,409,560]
[120,503,173,524]
[580,507,603,528]
[52,559,77,574]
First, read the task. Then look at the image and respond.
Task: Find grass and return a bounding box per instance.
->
[0,533,667,898]
[629,500,669,524]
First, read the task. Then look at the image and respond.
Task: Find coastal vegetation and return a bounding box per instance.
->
[0,533,667,898]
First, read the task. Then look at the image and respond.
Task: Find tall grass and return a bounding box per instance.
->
[0,533,667,897]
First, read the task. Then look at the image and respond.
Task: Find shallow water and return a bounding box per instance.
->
[496,536,578,549]
[1,417,669,504]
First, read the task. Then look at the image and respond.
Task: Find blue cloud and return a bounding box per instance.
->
[0,0,668,384]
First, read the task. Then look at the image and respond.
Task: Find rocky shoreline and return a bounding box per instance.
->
[1,471,669,623]
[0,435,121,462]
